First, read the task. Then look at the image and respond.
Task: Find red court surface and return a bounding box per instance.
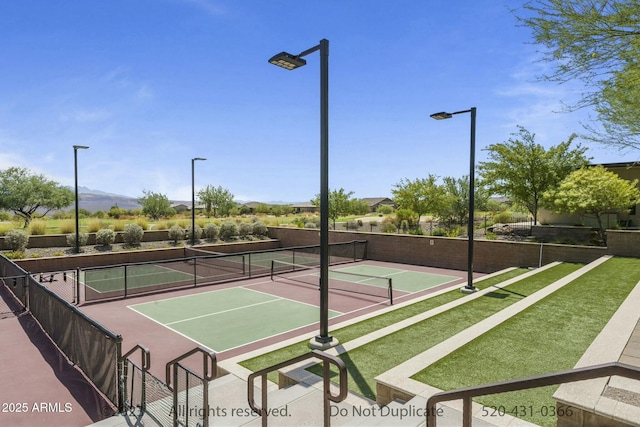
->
[1,259,476,427]
[0,313,115,427]
[80,261,471,377]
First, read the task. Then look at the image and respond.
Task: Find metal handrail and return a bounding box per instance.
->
[166,346,217,427]
[165,346,217,389]
[426,362,640,427]
[247,350,348,427]
[120,344,150,413]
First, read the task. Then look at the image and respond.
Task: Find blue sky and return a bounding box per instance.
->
[1,1,636,203]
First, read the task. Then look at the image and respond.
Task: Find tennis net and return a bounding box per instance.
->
[185,247,246,281]
[270,259,393,304]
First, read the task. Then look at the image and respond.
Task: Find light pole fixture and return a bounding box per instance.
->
[269,39,334,348]
[191,157,206,246]
[430,107,478,293]
[73,145,89,254]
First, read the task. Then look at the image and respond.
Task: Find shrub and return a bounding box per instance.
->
[380,216,397,233]
[96,228,116,246]
[6,229,29,251]
[66,232,89,247]
[376,205,394,215]
[177,220,189,229]
[155,221,169,230]
[252,222,268,237]
[122,224,144,245]
[204,223,219,240]
[0,224,12,236]
[492,211,512,224]
[111,220,126,232]
[168,226,185,244]
[29,220,47,235]
[0,211,11,221]
[87,220,100,233]
[219,221,238,240]
[136,218,149,230]
[186,225,203,241]
[431,228,447,236]
[60,219,76,234]
[238,222,253,238]
[304,222,317,229]
[4,251,25,260]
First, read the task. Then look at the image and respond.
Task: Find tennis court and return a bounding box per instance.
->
[123,262,461,353]
[129,287,342,352]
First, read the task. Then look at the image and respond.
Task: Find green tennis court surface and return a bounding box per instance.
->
[327,265,459,293]
[129,287,341,352]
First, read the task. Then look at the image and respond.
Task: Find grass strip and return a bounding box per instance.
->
[307,263,582,400]
[412,257,640,427]
[239,268,528,382]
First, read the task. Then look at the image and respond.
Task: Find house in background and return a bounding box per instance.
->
[361,197,395,212]
[291,202,317,214]
[538,162,640,228]
[171,203,189,213]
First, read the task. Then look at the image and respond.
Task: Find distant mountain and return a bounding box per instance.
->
[77,192,142,212]
[64,187,304,212]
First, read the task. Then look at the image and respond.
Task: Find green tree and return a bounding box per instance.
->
[137,190,173,220]
[437,176,490,225]
[478,127,589,223]
[516,0,640,150]
[312,188,354,229]
[197,185,235,217]
[391,175,445,224]
[349,199,372,216]
[544,165,640,245]
[0,167,74,227]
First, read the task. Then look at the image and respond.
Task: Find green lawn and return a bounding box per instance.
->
[412,257,640,426]
[240,267,529,382]
[307,263,583,400]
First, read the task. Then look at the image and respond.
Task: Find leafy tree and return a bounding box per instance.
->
[391,175,445,224]
[253,203,271,215]
[312,188,354,228]
[437,176,490,225]
[0,167,74,227]
[478,127,589,223]
[198,185,235,217]
[544,165,640,245]
[516,0,640,150]
[350,199,372,216]
[107,205,126,219]
[137,190,173,220]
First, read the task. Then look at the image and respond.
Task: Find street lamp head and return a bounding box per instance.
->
[430,112,453,120]
[73,145,90,150]
[193,157,207,161]
[268,52,307,70]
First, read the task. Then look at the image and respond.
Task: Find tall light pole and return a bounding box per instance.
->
[269,39,335,347]
[430,107,477,293]
[191,157,206,246]
[73,145,89,254]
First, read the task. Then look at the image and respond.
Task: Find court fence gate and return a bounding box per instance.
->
[121,345,217,427]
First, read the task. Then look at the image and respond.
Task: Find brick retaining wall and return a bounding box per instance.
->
[267,227,614,272]
[15,239,280,273]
